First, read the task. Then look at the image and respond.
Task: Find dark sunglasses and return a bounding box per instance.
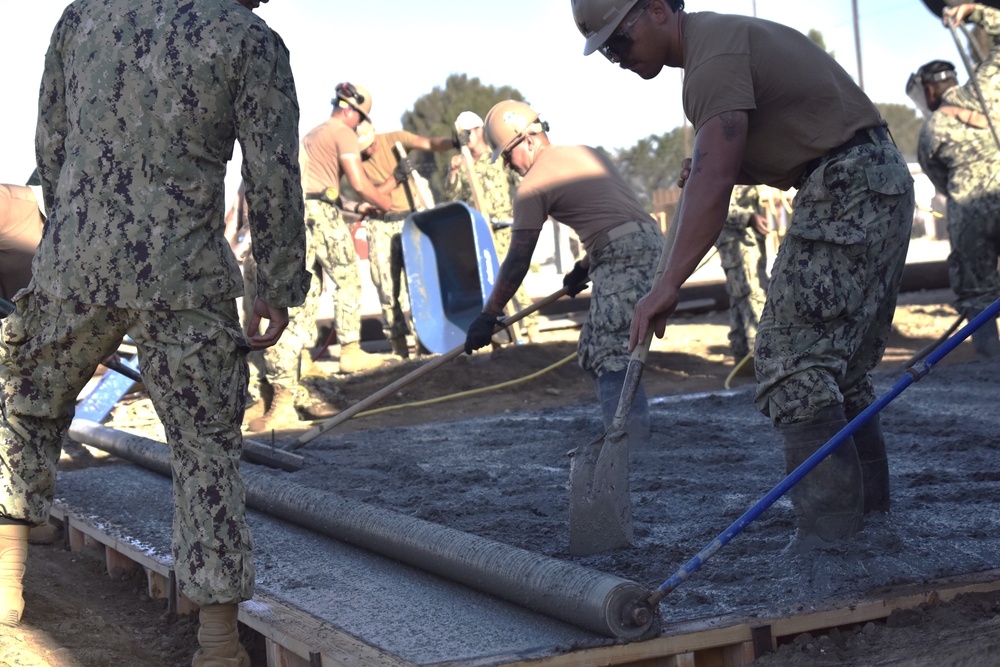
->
[501,135,526,166]
[599,1,650,63]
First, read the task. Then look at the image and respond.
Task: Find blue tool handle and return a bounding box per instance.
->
[647,297,1000,606]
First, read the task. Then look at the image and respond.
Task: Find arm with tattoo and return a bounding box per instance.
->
[483,228,541,317]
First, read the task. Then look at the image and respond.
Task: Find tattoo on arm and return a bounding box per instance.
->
[692,148,707,176]
[718,111,743,141]
[485,230,539,315]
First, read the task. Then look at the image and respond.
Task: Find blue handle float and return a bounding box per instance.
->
[646,296,1000,608]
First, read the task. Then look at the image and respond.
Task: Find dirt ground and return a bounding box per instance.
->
[3,287,999,666]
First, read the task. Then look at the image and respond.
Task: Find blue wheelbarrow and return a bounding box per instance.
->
[400,201,500,354]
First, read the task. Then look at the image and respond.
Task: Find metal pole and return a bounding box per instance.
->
[852,0,864,90]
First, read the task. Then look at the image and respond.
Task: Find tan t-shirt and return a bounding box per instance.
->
[682,12,882,189]
[300,116,361,198]
[512,145,651,252]
[363,130,424,213]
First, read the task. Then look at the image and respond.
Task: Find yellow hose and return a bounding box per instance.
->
[724,351,754,390]
[304,351,580,425]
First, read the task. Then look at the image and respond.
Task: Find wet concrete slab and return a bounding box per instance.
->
[55,355,1000,662]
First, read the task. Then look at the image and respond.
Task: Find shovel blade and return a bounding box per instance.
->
[568,429,633,557]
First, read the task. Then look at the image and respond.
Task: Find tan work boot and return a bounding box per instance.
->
[191,603,250,667]
[240,399,266,430]
[0,523,29,627]
[338,341,385,373]
[246,385,298,432]
[389,336,409,359]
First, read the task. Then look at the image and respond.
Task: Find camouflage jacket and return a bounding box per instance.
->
[445,151,519,222]
[918,4,1000,206]
[34,0,309,310]
[724,185,762,231]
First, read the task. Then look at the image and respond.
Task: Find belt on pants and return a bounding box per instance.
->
[304,190,342,207]
[796,124,891,189]
[379,211,410,223]
[590,220,655,254]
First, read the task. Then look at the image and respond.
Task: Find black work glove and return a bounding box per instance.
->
[465,312,503,354]
[563,260,590,297]
[392,157,415,183]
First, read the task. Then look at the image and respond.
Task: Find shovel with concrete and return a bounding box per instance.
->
[568,205,675,558]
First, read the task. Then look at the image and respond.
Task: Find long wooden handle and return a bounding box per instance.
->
[609,192,680,432]
[285,285,571,450]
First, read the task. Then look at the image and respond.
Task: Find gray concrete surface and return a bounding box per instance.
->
[54,353,1000,664]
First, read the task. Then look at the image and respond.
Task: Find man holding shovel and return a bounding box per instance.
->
[910,3,1000,358]
[572,0,915,546]
[463,101,663,444]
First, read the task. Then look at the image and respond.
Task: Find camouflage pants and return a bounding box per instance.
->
[493,225,538,334]
[243,245,323,389]
[367,218,410,340]
[579,222,663,377]
[754,137,914,425]
[715,225,769,358]
[0,286,253,606]
[946,194,1000,319]
[307,200,363,346]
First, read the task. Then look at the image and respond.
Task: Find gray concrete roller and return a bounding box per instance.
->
[68,421,657,640]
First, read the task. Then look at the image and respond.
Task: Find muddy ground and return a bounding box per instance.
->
[2,288,999,666]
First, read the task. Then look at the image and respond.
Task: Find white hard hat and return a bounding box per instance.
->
[455,111,484,131]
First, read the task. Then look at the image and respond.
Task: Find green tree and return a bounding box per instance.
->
[400,74,526,200]
[612,127,687,210]
[807,29,835,59]
[875,103,923,162]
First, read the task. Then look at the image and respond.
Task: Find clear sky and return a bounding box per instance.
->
[0,0,962,198]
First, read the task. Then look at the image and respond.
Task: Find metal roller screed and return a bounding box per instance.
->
[68,421,659,640]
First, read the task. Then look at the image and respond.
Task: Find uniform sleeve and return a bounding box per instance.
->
[683,53,756,132]
[511,181,549,233]
[726,190,757,232]
[445,168,468,202]
[917,121,950,196]
[35,6,74,217]
[237,26,310,309]
[970,5,1000,108]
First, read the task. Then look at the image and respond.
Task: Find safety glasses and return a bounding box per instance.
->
[501,135,526,167]
[599,0,651,63]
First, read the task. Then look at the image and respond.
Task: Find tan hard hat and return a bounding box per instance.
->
[571,0,642,56]
[333,82,373,120]
[356,120,376,150]
[483,100,546,163]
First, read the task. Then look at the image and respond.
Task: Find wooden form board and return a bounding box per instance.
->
[47,504,1000,667]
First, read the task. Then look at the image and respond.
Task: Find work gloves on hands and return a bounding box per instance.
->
[392,157,415,183]
[563,260,590,297]
[465,312,503,355]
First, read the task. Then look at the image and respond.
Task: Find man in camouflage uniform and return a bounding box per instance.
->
[446,111,539,342]
[575,0,914,545]
[0,1,309,664]
[242,82,392,433]
[715,185,770,361]
[464,102,663,444]
[912,3,1000,357]
[363,129,457,357]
